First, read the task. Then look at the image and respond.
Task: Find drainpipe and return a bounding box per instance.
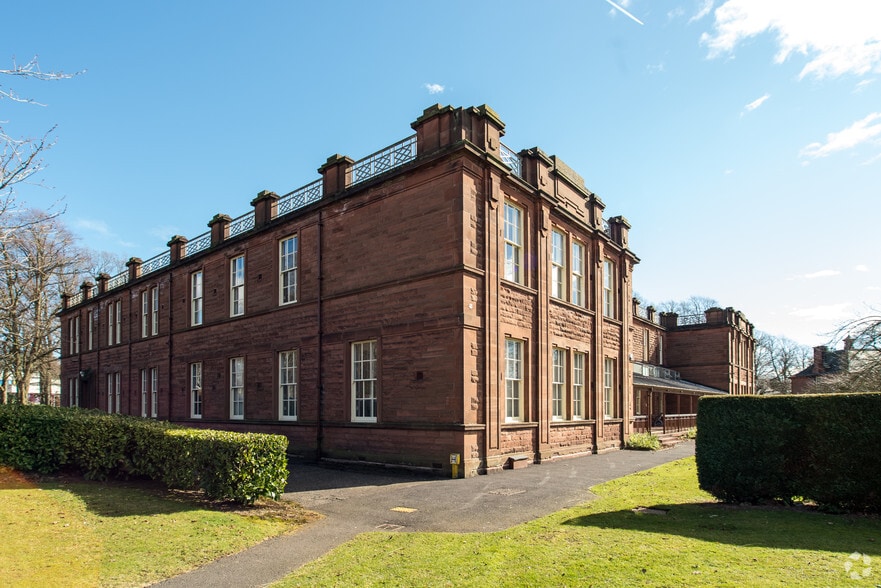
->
[317,209,324,461]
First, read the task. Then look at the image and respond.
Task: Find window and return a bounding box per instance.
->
[279,350,298,420]
[115,300,122,344]
[106,373,114,414]
[643,329,650,362]
[68,316,80,355]
[151,287,159,336]
[87,310,94,350]
[230,256,245,317]
[230,357,244,419]
[603,259,616,319]
[190,363,202,418]
[550,230,565,299]
[279,236,298,305]
[68,377,79,408]
[552,348,565,420]
[503,202,524,284]
[150,367,158,418]
[108,303,115,345]
[141,291,149,338]
[571,241,585,307]
[573,352,585,419]
[634,389,645,416]
[351,340,377,422]
[505,338,524,422]
[191,271,203,326]
[603,357,616,418]
[115,372,121,414]
[140,369,148,417]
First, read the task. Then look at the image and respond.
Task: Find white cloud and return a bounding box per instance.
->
[803,269,841,279]
[689,0,714,24]
[423,83,445,95]
[855,264,870,272]
[800,111,881,159]
[701,1,881,79]
[74,218,112,237]
[790,303,851,321]
[743,93,770,112]
[854,78,875,92]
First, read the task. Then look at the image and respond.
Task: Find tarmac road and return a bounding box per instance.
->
[155,441,695,587]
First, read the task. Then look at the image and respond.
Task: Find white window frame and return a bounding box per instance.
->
[230,357,244,419]
[603,357,616,419]
[140,369,147,417]
[603,259,616,319]
[351,340,377,423]
[106,373,114,414]
[191,271,203,326]
[150,367,158,418]
[151,286,159,336]
[573,351,585,420]
[108,302,115,345]
[141,291,149,338]
[279,350,298,421]
[552,348,565,421]
[503,202,524,284]
[550,230,565,300]
[190,362,202,418]
[69,316,80,355]
[279,236,298,305]
[230,256,245,317]
[505,338,524,423]
[87,310,94,350]
[115,300,122,344]
[571,241,585,307]
[69,377,79,408]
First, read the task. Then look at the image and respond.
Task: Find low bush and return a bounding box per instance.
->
[0,405,288,504]
[625,432,661,451]
[696,392,881,512]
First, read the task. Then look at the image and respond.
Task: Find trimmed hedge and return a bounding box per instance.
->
[696,393,881,512]
[0,404,288,504]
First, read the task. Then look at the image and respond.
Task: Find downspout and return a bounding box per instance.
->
[317,209,324,461]
[167,273,174,422]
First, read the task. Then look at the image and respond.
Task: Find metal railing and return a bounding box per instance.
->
[499,142,522,177]
[350,135,417,185]
[278,179,322,217]
[140,252,171,275]
[633,362,681,381]
[677,313,707,326]
[183,231,211,258]
[108,271,128,290]
[663,414,697,433]
[228,211,255,238]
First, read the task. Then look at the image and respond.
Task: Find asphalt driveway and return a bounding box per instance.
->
[156,441,695,587]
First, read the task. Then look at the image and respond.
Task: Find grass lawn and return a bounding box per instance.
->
[277,457,881,587]
[0,466,318,587]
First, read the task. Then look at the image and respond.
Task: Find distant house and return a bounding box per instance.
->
[791,337,879,394]
[58,104,755,476]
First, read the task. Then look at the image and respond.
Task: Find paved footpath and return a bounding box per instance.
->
[156,441,695,588]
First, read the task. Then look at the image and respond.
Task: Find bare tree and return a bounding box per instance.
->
[656,295,720,317]
[0,210,88,403]
[806,310,881,393]
[754,331,811,394]
[1,56,81,236]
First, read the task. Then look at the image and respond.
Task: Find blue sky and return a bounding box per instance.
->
[5,0,880,347]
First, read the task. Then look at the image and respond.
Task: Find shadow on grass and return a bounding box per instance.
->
[562,502,881,555]
[35,475,213,518]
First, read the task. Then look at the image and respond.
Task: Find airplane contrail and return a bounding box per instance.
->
[604,0,645,25]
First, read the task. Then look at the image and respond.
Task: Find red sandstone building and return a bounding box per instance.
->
[58,104,755,476]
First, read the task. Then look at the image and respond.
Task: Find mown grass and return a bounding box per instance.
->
[278,458,881,587]
[0,466,317,587]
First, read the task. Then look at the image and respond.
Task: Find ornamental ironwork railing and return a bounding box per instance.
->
[278,179,322,217]
[183,231,211,258]
[499,142,522,177]
[350,135,417,185]
[602,219,611,236]
[229,211,255,238]
[108,271,128,290]
[69,292,84,306]
[633,362,681,381]
[677,313,707,326]
[140,252,171,275]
